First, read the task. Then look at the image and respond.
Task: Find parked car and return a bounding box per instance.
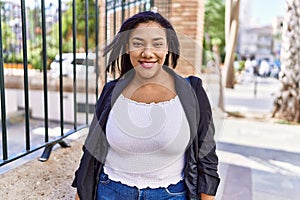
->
[50,53,95,78]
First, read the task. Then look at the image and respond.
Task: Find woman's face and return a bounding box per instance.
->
[127,21,168,80]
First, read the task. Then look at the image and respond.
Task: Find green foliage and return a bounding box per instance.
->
[4,53,22,63]
[237,60,245,72]
[29,0,96,70]
[204,50,215,63]
[26,37,41,70]
[2,0,96,70]
[203,0,226,62]
[1,21,19,64]
[28,48,43,71]
[211,37,222,46]
[60,0,97,51]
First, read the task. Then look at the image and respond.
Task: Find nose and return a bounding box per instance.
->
[142,47,154,58]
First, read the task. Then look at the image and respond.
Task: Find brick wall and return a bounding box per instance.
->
[168,0,204,76]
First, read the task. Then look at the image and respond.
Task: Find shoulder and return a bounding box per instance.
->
[186,75,211,107]
[185,75,203,87]
[99,79,118,97]
[103,79,118,90]
[95,80,118,106]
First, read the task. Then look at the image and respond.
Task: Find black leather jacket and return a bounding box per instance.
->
[72,67,220,200]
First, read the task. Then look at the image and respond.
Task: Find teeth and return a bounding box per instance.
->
[144,63,153,67]
[140,62,155,68]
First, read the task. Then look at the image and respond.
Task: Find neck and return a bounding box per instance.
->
[132,67,171,86]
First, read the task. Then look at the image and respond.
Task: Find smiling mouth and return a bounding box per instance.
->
[139,61,156,69]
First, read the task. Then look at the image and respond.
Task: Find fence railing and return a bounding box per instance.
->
[0,0,167,168]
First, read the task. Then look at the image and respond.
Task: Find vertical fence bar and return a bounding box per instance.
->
[168,0,172,18]
[127,1,130,18]
[150,0,154,8]
[85,0,89,124]
[134,0,138,13]
[112,0,117,80]
[105,0,108,83]
[72,0,77,129]
[95,0,99,100]
[144,1,147,11]
[58,0,64,136]
[113,0,117,36]
[20,0,30,150]
[140,0,143,13]
[113,0,116,36]
[0,9,8,161]
[121,0,125,23]
[41,0,49,142]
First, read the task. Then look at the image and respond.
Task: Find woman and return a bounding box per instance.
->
[73,11,220,200]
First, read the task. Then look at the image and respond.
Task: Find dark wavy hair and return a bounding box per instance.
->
[103,11,180,77]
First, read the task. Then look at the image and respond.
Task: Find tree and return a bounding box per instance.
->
[203,0,226,112]
[272,0,300,123]
[1,22,16,60]
[27,0,98,69]
[0,3,18,62]
[212,38,225,111]
[224,0,240,88]
[203,0,226,63]
[59,0,97,52]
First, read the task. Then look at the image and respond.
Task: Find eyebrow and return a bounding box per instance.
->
[131,37,165,41]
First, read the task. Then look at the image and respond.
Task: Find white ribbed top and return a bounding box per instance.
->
[104,94,190,189]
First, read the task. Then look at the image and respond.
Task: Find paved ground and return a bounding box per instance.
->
[209,75,300,200]
[0,119,77,174]
[0,129,87,200]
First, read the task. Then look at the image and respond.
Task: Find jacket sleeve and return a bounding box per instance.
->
[71,107,105,200]
[191,76,220,195]
[71,81,115,199]
[71,146,96,195]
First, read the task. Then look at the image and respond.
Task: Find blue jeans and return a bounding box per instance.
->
[97,171,187,200]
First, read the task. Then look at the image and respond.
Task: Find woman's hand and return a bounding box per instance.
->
[201,193,215,200]
[75,192,80,200]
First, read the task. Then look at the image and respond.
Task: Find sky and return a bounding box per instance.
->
[251,0,285,26]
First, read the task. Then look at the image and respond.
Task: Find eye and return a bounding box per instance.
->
[132,42,143,47]
[153,42,165,48]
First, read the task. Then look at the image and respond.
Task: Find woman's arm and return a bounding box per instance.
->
[75,192,80,200]
[201,193,215,200]
[190,76,220,195]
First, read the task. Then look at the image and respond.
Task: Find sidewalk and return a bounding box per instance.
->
[210,76,300,200]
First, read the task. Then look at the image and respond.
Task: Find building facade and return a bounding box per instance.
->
[238,26,273,60]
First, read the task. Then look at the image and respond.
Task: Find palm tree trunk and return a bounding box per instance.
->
[212,44,225,111]
[224,0,240,88]
[272,0,300,123]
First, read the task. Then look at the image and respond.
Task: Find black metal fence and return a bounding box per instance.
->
[0,0,168,168]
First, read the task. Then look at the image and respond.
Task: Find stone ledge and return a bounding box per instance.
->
[0,128,88,200]
[4,71,103,93]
